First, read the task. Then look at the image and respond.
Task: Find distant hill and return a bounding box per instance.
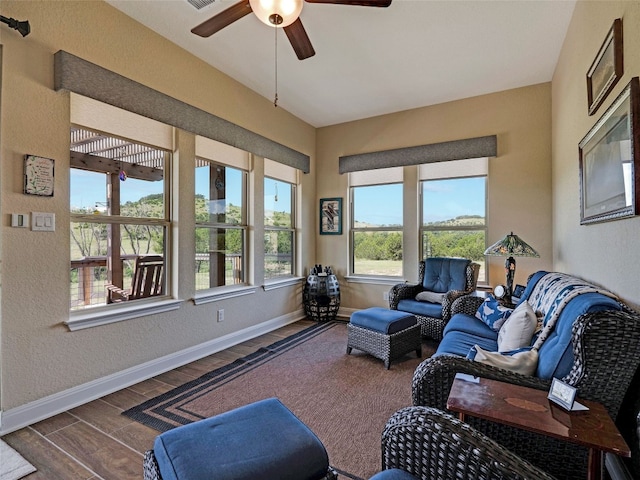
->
[355,215,484,228]
[425,215,485,227]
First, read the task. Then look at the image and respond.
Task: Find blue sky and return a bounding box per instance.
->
[422,177,485,223]
[354,177,485,225]
[70,169,164,210]
[71,169,484,223]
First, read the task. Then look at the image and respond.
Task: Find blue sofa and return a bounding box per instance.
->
[434,270,620,380]
[412,270,640,480]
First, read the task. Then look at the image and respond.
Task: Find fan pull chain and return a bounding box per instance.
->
[274,25,278,107]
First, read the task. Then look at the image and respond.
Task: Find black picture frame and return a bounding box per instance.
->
[24,154,55,197]
[320,198,342,235]
[587,18,623,116]
[579,77,640,225]
[547,377,577,411]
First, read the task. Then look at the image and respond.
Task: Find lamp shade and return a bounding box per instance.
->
[249,0,303,27]
[484,232,539,258]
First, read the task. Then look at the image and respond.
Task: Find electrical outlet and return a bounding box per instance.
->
[217,309,225,322]
[383,291,389,301]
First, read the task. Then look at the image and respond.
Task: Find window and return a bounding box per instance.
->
[350,175,403,277]
[195,159,247,290]
[70,127,170,310]
[264,176,295,279]
[420,159,488,283]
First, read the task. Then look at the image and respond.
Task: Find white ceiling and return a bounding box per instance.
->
[105,0,576,128]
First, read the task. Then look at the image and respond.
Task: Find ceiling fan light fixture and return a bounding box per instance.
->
[249,0,303,27]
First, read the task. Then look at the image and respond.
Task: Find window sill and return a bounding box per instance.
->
[192,285,257,305]
[344,275,403,286]
[263,276,304,291]
[66,298,183,331]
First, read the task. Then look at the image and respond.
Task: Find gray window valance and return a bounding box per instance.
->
[339,135,497,174]
[54,51,310,173]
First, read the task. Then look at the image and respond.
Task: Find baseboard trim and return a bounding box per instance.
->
[338,307,357,319]
[0,311,305,435]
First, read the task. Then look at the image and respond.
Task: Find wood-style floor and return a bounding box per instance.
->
[1,320,315,480]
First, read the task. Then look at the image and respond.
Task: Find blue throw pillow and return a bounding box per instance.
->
[475,294,513,331]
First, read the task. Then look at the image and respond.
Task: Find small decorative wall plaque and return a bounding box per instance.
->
[24,154,54,197]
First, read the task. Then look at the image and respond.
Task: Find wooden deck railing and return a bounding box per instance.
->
[71,253,246,308]
[70,255,139,309]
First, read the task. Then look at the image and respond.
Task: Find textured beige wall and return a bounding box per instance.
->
[552,0,640,310]
[316,84,554,309]
[0,0,316,410]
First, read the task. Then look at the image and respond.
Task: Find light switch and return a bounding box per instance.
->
[11,213,29,228]
[32,212,55,232]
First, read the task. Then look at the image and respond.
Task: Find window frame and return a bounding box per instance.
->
[349,181,404,279]
[263,175,297,281]
[194,158,249,292]
[419,174,488,284]
[67,126,179,330]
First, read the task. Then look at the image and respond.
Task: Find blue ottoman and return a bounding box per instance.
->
[347,307,421,369]
[143,398,337,480]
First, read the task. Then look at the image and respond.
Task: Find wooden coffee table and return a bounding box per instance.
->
[446,376,630,480]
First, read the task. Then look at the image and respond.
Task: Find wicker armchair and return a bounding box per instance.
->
[412,298,640,480]
[373,406,557,480]
[389,258,480,341]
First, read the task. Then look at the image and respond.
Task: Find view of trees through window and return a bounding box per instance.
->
[70,128,169,309]
[264,177,294,279]
[351,183,403,276]
[422,176,487,282]
[195,161,246,290]
[351,176,487,280]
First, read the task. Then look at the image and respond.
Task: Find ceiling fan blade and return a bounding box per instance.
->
[284,18,316,60]
[304,0,391,6]
[191,0,252,37]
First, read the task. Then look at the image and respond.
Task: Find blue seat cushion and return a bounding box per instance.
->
[423,257,470,293]
[369,469,418,480]
[396,299,443,319]
[350,307,417,334]
[153,397,329,480]
[435,330,498,358]
[443,313,499,341]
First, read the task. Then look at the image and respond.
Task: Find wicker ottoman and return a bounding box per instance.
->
[347,307,421,369]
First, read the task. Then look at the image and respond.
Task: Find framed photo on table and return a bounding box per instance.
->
[587,18,623,116]
[548,378,577,411]
[320,198,342,235]
[579,77,639,225]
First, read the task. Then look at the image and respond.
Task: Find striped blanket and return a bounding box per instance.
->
[528,272,618,351]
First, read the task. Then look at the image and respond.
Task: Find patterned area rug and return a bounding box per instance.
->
[123,321,432,479]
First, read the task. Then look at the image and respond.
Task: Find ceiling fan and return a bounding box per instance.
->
[191,0,392,60]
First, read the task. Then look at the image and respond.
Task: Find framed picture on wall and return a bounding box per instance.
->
[24,154,55,197]
[320,198,342,235]
[579,77,639,225]
[587,18,623,116]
